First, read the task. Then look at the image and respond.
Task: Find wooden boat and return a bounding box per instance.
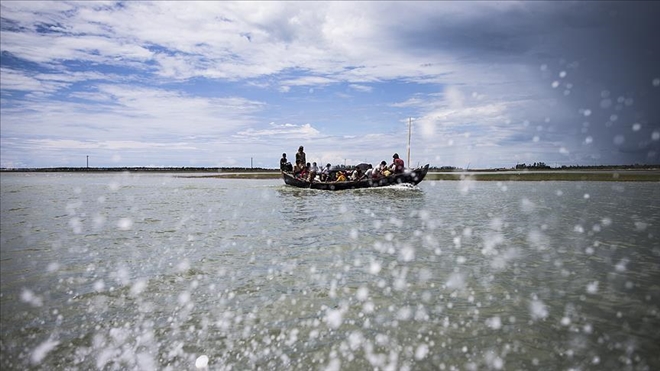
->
[282,164,430,190]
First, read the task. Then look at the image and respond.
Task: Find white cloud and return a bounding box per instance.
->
[0,68,68,93]
[24,139,197,150]
[2,84,265,142]
[1,2,658,167]
[235,122,320,139]
[349,84,372,93]
[279,76,337,87]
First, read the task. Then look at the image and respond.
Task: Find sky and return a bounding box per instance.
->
[1,1,659,169]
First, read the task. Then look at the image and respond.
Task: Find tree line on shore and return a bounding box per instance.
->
[430,163,659,171]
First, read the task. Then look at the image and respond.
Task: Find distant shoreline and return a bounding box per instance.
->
[0,167,275,173]
[2,167,658,181]
[425,170,660,182]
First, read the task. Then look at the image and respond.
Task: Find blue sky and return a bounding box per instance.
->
[1,1,659,169]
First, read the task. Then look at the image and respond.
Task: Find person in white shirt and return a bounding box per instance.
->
[364,164,374,178]
[309,162,319,182]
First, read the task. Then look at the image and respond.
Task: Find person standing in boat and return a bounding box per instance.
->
[295,146,306,173]
[391,153,405,174]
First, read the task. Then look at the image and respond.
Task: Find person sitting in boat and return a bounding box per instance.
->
[280,153,293,172]
[378,160,391,177]
[294,146,306,173]
[320,163,331,181]
[350,167,363,181]
[309,162,319,182]
[336,171,347,182]
[297,162,309,180]
[364,164,374,178]
[391,153,405,174]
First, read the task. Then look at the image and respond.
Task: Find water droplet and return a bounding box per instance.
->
[195,355,209,369]
[415,344,429,360]
[30,339,60,365]
[369,261,381,275]
[117,218,133,230]
[529,299,549,320]
[587,281,599,294]
[325,308,344,329]
[486,316,502,330]
[356,286,369,301]
[613,135,625,145]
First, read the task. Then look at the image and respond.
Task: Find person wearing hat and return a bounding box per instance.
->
[391,153,405,174]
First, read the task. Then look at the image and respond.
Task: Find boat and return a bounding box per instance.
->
[281,164,430,190]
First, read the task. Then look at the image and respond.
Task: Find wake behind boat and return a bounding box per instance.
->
[282,164,430,190]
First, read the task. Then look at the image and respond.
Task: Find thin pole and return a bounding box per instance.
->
[86,155,89,168]
[407,118,412,167]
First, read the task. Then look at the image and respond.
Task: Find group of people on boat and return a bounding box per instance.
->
[280,145,406,183]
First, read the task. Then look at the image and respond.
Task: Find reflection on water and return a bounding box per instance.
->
[1,174,659,370]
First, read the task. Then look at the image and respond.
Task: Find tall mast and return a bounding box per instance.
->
[407,117,412,167]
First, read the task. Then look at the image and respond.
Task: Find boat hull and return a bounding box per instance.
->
[282,164,430,190]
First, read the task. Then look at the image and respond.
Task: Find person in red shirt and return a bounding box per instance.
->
[391,153,405,174]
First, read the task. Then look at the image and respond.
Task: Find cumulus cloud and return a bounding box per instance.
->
[1,1,658,167]
[235,122,320,139]
[349,84,373,93]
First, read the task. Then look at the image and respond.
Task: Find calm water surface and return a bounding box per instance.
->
[1,173,659,370]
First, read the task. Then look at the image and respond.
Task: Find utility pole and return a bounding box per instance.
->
[407,117,412,167]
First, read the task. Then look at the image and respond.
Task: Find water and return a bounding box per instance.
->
[1,172,659,370]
